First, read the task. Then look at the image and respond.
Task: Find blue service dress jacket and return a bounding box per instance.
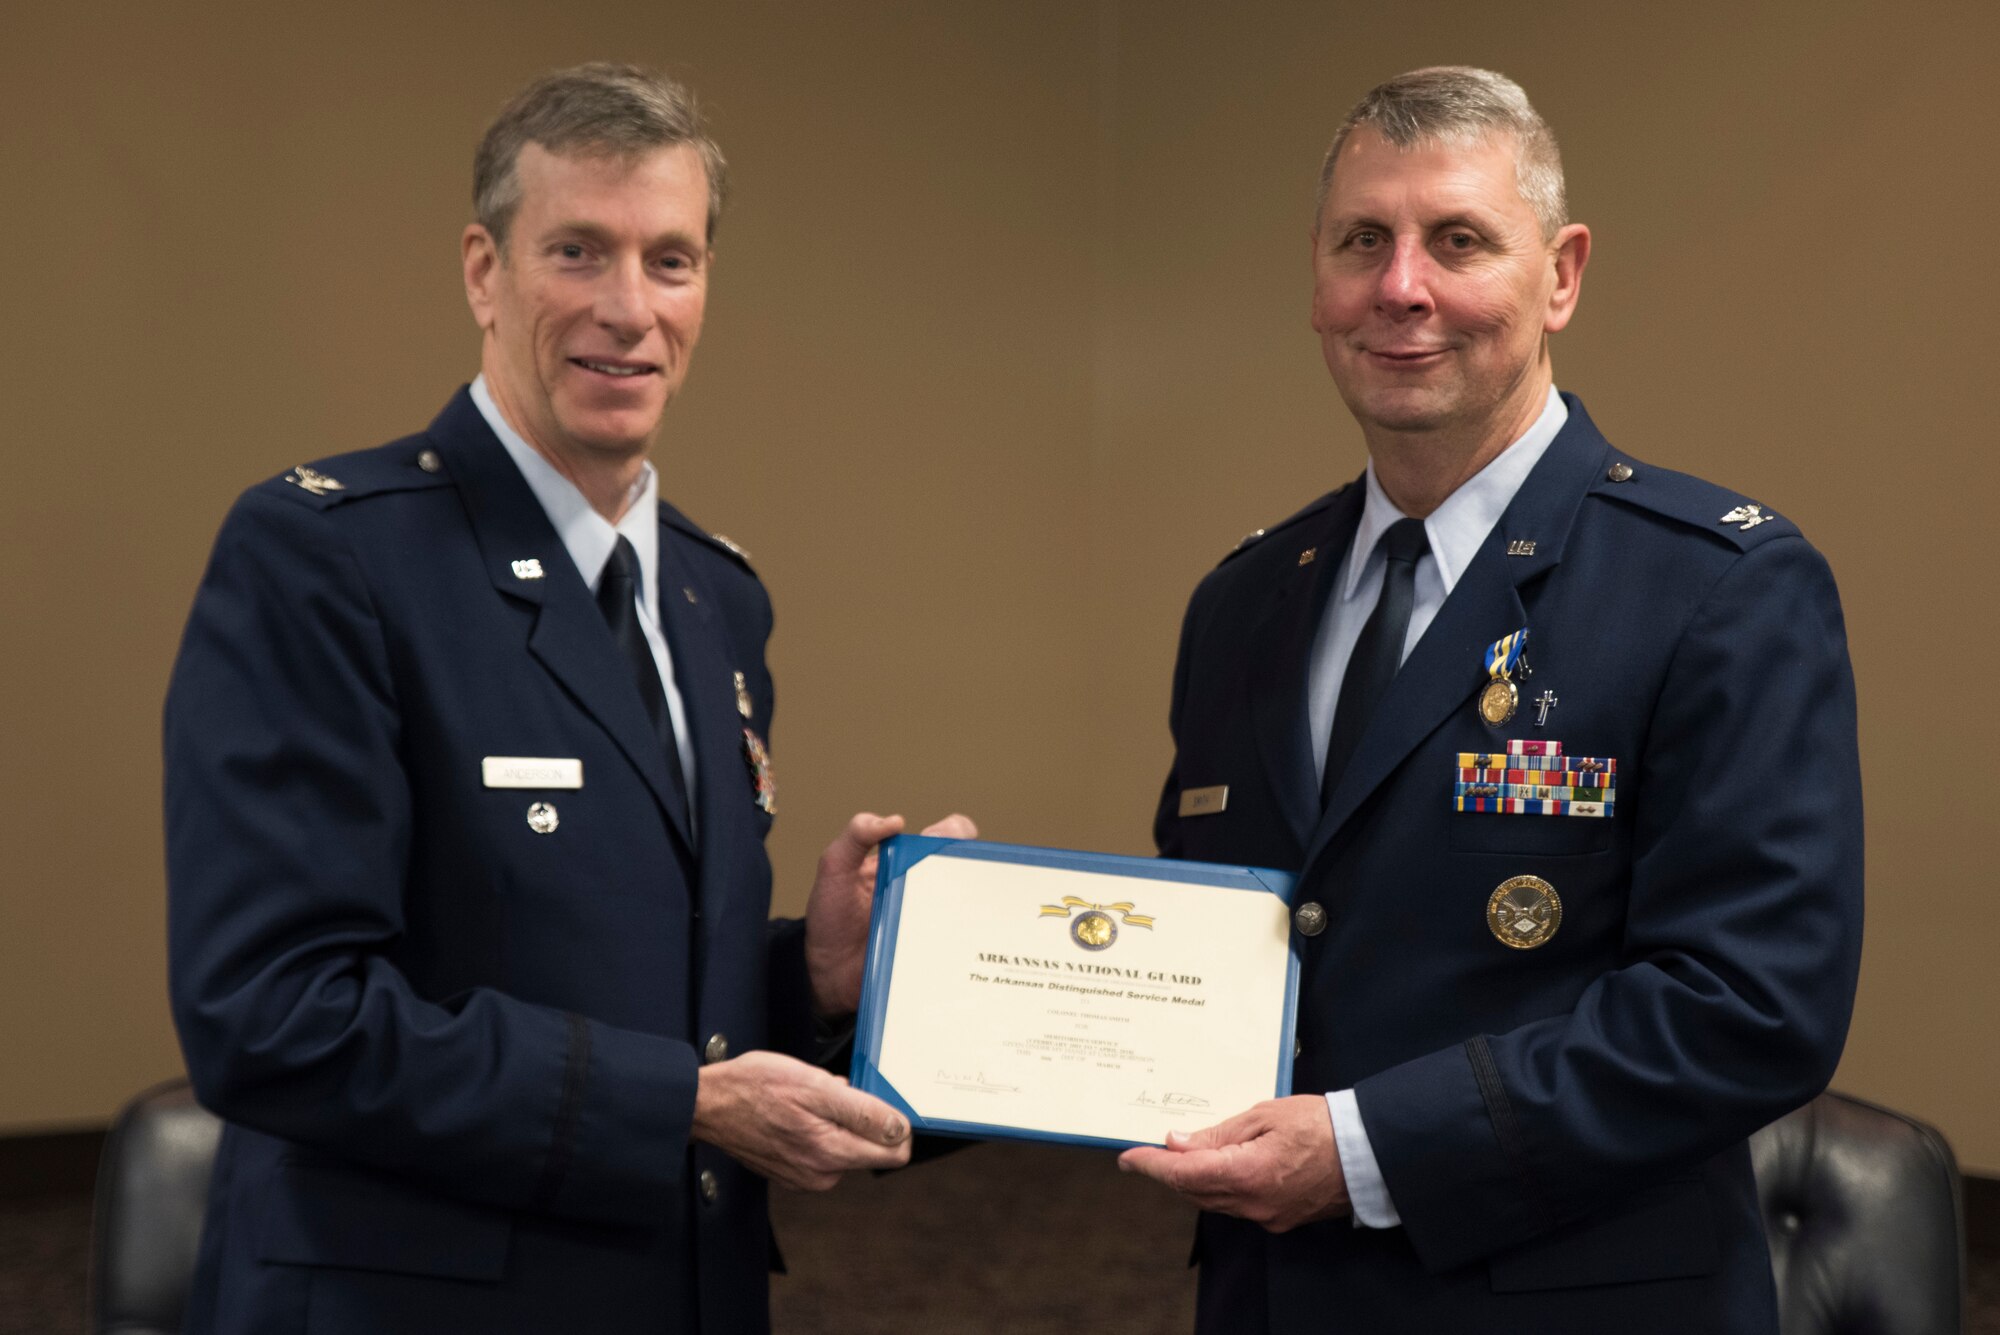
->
[164,389,816,1335]
[1156,396,1863,1334]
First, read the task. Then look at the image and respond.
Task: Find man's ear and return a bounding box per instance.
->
[462,224,501,332]
[1545,222,1591,334]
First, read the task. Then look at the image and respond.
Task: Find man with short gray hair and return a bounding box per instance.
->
[1123,66,1861,1333]
[165,63,968,1335]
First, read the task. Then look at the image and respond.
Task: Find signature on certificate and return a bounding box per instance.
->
[935,1068,1021,1093]
[1132,1089,1211,1109]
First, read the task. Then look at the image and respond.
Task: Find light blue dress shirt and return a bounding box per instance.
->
[1314,385,1567,1227]
[471,375,699,816]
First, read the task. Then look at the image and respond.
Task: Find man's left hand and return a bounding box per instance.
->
[806,810,978,1018]
[1117,1095,1350,1232]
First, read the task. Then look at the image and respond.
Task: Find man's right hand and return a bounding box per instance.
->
[690,1050,911,1190]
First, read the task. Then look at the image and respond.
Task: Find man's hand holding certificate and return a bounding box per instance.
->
[851,836,1301,1149]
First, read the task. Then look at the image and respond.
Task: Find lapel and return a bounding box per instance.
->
[654,514,753,892]
[1247,487,1364,853]
[428,389,696,854]
[1303,395,1612,871]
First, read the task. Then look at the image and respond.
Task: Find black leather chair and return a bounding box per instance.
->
[87,1081,1966,1335]
[1749,1089,1965,1335]
[88,1077,223,1335]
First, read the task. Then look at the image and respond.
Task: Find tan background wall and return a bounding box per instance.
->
[4,0,1995,1171]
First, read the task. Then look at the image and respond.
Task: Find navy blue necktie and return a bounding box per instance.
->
[597,536,690,829]
[1322,518,1429,808]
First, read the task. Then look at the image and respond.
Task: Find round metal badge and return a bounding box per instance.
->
[1487,875,1561,949]
[1071,910,1117,951]
[1478,678,1520,727]
[526,802,560,835]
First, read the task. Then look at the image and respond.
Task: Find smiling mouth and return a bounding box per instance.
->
[571,358,657,379]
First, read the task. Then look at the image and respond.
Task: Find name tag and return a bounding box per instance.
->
[1179,785,1229,817]
[482,756,584,789]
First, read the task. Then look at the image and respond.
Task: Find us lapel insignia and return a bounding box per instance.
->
[733,670,753,719]
[1719,504,1773,531]
[742,727,777,814]
[284,465,345,496]
[510,558,545,580]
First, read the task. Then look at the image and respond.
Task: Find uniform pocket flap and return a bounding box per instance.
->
[258,1158,512,1281]
[1488,1177,1718,1293]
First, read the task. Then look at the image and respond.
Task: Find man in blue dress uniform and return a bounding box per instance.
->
[1122,67,1863,1333]
[165,64,967,1335]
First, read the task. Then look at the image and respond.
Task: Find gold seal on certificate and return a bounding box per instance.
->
[852,837,1300,1148]
[1072,910,1115,949]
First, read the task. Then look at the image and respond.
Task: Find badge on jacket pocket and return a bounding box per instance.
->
[1488,875,1561,948]
[1453,740,1615,817]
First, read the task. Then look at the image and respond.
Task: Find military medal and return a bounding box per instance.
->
[730,671,776,813]
[1478,629,1528,726]
[1487,875,1561,948]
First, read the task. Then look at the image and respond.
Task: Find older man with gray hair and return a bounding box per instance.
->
[1122,66,1862,1333]
[166,63,970,1335]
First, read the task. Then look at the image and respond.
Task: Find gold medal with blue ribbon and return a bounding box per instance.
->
[1478,628,1529,727]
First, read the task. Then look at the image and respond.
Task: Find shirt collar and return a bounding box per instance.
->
[470,374,659,603]
[1341,384,1568,602]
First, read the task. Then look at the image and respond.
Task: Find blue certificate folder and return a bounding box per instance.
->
[850,835,1301,1151]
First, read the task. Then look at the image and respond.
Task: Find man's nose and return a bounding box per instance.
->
[595,259,651,339]
[1375,238,1434,315]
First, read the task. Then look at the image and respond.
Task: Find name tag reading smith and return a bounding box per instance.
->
[1179,785,1229,817]
[482,756,584,789]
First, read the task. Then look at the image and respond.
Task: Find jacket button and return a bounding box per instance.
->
[416,449,442,474]
[1293,902,1328,937]
[698,1169,719,1205]
[703,1033,730,1064]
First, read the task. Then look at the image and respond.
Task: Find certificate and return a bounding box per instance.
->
[851,836,1299,1149]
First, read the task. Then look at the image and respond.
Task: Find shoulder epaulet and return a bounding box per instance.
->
[1588,453,1800,551]
[662,504,759,576]
[1215,482,1352,569]
[258,437,453,511]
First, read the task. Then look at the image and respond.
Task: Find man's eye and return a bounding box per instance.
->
[1349,231,1382,250]
[657,255,687,271]
[557,243,586,260]
[1440,232,1476,251]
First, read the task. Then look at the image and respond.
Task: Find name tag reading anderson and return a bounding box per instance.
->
[851,837,1299,1149]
